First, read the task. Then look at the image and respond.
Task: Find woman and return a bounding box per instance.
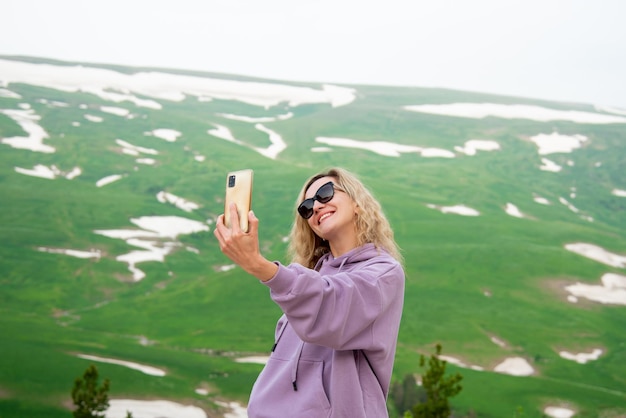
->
[214,167,405,418]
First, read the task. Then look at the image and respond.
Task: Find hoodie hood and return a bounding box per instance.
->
[314,243,384,271]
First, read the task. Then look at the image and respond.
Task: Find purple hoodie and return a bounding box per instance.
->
[247,243,405,418]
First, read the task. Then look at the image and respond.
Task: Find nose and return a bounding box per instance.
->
[312,199,326,213]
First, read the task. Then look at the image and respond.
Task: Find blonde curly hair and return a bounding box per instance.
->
[287,167,403,268]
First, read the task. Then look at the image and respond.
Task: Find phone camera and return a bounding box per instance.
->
[228,175,236,187]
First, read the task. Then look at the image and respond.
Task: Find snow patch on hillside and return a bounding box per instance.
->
[84,114,103,123]
[438,354,535,376]
[544,406,576,418]
[565,243,626,268]
[0,108,54,153]
[493,357,534,376]
[100,106,130,116]
[559,348,603,364]
[315,137,454,158]
[405,103,626,124]
[312,137,501,159]
[105,400,206,418]
[529,132,588,155]
[0,59,355,109]
[427,204,480,216]
[0,87,21,98]
[145,128,182,142]
[76,354,166,376]
[325,137,442,157]
[105,399,247,418]
[15,164,81,180]
[156,191,200,212]
[208,123,286,159]
[595,105,626,116]
[438,355,484,371]
[540,158,562,172]
[96,174,125,187]
[38,247,101,259]
[454,139,500,155]
[94,216,210,281]
[217,111,293,123]
[504,203,526,218]
[565,273,626,305]
[562,244,626,305]
[236,356,269,365]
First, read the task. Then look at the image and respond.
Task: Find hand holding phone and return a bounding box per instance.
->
[224,169,253,232]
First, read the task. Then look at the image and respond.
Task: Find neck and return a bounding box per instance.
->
[329,236,359,258]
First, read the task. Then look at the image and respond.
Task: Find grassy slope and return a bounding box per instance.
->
[0,60,625,417]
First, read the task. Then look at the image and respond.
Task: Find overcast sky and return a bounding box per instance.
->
[2,0,626,108]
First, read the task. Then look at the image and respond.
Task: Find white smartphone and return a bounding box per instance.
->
[224,169,253,232]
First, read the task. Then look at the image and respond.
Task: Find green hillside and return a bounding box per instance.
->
[1,56,625,418]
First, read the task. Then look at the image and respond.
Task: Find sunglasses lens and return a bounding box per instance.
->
[297,182,336,219]
[316,182,335,203]
[297,200,314,219]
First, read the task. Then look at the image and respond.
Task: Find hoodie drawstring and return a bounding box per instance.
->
[338,258,348,271]
[270,319,302,391]
[291,340,305,391]
[272,319,288,353]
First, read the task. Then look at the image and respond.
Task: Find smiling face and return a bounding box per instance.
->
[303,176,359,255]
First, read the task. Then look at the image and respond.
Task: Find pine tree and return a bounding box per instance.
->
[412,344,463,418]
[71,364,110,418]
[391,373,426,414]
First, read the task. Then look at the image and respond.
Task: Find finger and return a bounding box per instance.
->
[213,223,225,245]
[214,214,226,235]
[248,211,259,236]
[229,203,242,233]
[214,214,231,243]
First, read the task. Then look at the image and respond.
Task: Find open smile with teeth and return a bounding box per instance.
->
[318,212,333,224]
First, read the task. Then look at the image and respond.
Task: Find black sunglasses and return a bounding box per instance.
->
[297,181,339,219]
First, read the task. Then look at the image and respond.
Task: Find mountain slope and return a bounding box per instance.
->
[1,56,625,418]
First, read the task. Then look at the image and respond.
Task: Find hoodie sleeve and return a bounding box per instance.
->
[263,256,405,351]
